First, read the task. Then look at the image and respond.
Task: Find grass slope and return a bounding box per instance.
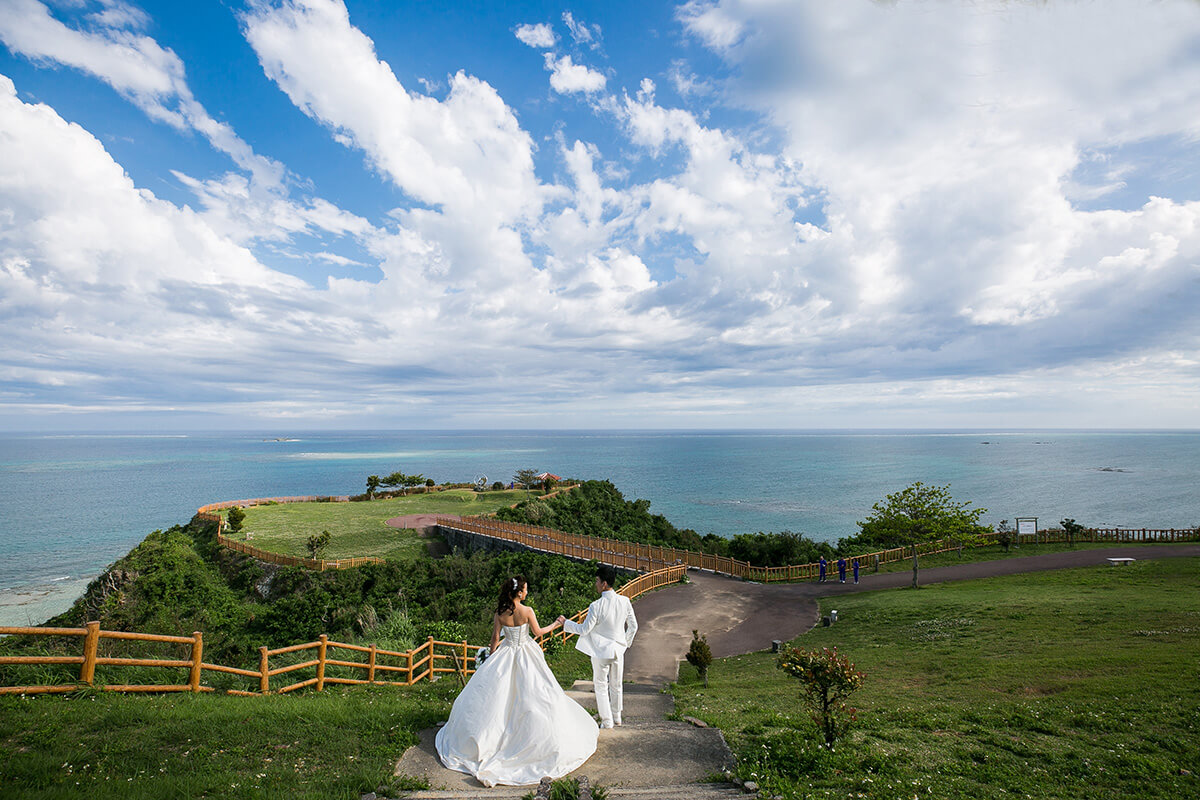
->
[673,558,1200,799]
[0,682,454,800]
[224,489,533,561]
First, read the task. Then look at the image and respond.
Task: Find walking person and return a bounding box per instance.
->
[837,557,847,583]
[558,564,638,728]
[818,556,827,583]
[852,558,860,584]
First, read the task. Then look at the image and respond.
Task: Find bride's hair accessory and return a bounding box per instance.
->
[512,578,518,591]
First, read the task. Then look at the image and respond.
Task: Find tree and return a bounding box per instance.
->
[686,630,713,687]
[365,475,381,499]
[1060,518,1085,547]
[402,473,425,494]
[306,530,332,560]
[225,506,246,533]
[995,519,1013,552]
[491,481,505,492]
[542,475,558,493]
[425,478,436,488]
[381,471,405,491]
[777,646,864,749]
[514,469,540,493]
[853,482,987,588]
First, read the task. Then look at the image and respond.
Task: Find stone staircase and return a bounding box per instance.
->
[394,682,739,800]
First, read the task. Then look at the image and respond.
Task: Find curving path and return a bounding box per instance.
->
[624,544,1200,684]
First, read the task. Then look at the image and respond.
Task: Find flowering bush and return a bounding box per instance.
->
[777,646,864,748]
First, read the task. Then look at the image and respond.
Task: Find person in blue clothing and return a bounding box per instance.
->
[837,557,847,583]
[818,556,827,582]
[852,558,860,584]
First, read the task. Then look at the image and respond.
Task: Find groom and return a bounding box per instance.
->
[558,564,638,729]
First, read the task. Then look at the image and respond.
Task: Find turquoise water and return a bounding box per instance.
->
[2,429,1197,626]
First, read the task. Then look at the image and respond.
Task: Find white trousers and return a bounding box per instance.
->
[590,654,624,725]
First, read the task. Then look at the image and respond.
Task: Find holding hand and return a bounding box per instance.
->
[556,615,566,626]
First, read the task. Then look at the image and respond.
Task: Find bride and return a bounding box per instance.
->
[435,575,599,786]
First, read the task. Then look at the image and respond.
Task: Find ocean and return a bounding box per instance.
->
[2,429,1197,627]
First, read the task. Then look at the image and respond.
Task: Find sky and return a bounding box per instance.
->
[1,0,1198,432]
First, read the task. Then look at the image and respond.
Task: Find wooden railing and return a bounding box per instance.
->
[0,625,482,697]
[0,563,684,697]
[215,533,384,571]
[438,517,1200,584]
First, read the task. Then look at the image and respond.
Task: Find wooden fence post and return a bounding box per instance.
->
[80,621,100,685]
[259,647,270,694]
[316,634,328,691]
[368,644,377,684]
[461,641,468,678]
[189,631,203,692]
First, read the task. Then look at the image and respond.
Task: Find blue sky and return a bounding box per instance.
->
[1,0,1199,431]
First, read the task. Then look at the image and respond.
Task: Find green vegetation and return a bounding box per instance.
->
[223,488,533,562]
[686,630,712,687]
[1,517,603,678]
[839,482,989,588]
[0,682,454,800]
[673,558,1200,799]
[498,480,836,564]
[776,646,864,749]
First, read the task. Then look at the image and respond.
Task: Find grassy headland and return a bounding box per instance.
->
[221,488,536,562]
[672,557,1200,799]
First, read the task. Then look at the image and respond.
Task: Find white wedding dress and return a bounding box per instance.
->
[435,624,599,787]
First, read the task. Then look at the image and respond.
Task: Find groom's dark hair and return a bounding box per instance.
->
[596,564,617,588]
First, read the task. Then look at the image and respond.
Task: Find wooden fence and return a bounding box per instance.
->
[195,498,384,571]
[438,517,1199,584]
[0,563,685,697]
[215,533,384,571]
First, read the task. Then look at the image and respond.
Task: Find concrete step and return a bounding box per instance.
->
[395,681,735,796]
[401,784,748,800]
[605,784,748,800]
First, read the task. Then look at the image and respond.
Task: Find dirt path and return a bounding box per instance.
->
[386,513,459,530]
[625,544,1200,684]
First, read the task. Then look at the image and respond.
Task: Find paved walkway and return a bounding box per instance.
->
[626,544,1200,683]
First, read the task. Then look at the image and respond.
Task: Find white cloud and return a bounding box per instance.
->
[544,53,606,94]
[0,0,376,258]
[0,75,332,405]
[672,0,1200,377]
[0,0,279,185]
[514,22,555,49]
[243,0,542,228]
[562,12,601,49]
[4,0,1200,428]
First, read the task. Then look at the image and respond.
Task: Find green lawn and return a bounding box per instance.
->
[673,557,1200,799]
[0,641,593,799]
[221,489,534,562]
[0,682,455,800]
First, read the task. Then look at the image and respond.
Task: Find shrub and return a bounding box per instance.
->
[1060,518,1086,546]
[777,646,864,749]
[419,620,469,644]
[225,506,246,533]
[686,629,713,687]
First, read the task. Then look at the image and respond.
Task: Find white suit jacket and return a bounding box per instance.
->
[563,589,638,661]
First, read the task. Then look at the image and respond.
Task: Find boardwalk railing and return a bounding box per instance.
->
[0,564,684,697]
[438,517,1200,584]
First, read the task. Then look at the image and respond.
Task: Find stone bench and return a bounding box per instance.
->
[1106,557,1136,566]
